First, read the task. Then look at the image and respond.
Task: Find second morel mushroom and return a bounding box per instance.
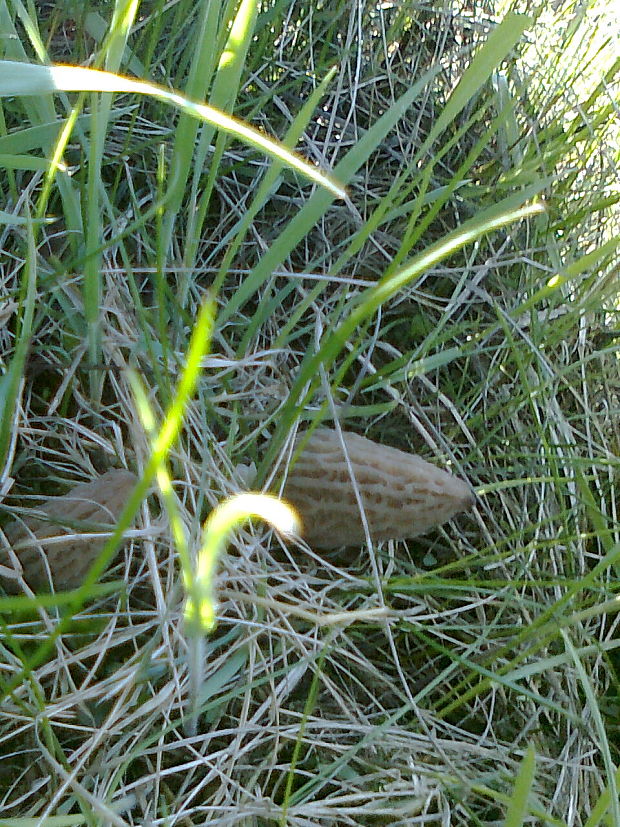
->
[0,469,137,592]
[282,429,474,548]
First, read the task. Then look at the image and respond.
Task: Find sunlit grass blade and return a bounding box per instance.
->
[184,492,299,735]
[179,0,260,272]
[256,199,545,482]
[0,297,215,707]
[0,7,82,241]
[185,492,299,636]
[0,60,345,199]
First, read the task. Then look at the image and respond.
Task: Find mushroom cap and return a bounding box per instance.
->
[282,429,474,548]
[0,469,137,592]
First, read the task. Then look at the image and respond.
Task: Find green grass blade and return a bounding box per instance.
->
[212,65,338,320]
[502,745,536,827]
[0,214,36,474]
[162,0,222,237]
[83,1,141,390]
[257,199,544,482]
[180,0,261,283]
[429,12,532,142]
[217,61,444,328]
[0,4,82,240]
[562,630,620,826]
[0,60,345,198]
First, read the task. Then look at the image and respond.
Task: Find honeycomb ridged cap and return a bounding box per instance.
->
[282,429,474,548]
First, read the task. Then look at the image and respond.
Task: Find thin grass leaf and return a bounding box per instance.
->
[429,12,532,141]
[162,0,223,242]
[0,5,82,240]
[583,766,620,827]
[183,491,298,734]
[0,61,345,198]
[186,492,299,635]
[216,61,445,328]
[562,630,620,826]
[83,9,145,75]
[83,1,141,393]
[280,642,330,826]
[257,200,544,482]
[502,744,536,827]
[180,0,260,269]
[436,542,620,721]
[220,66,339,349]
[0,207,56,222]
[0,215,36,474]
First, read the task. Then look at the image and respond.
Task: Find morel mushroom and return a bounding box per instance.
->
[0,469,137,592]
[282,429,474,548]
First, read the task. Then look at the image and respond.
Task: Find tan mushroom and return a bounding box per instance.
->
[0,469,137,592]
[282,429,474,548]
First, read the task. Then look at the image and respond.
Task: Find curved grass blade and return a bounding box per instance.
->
[256,199,545,482]
[0,61,345,199]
